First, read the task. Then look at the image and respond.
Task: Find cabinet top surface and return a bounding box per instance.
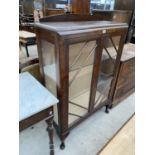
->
[35,20,128,36]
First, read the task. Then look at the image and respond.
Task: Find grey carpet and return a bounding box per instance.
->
[19,93,135,155]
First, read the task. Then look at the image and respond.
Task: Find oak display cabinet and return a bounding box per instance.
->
[35,14,128,149]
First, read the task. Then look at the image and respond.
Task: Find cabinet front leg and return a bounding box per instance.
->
[60,141,65,150]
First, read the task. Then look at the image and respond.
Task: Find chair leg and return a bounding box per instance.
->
[25,44,29,57]
[19,42,22,51]
[46,112,54,155]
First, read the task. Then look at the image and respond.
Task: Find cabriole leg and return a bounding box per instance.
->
[60,141,65,150]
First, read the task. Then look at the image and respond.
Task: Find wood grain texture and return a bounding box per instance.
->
[45,9,64,16]
[99,116,135,155]
[71,0,90,14]
[114,0,135,10]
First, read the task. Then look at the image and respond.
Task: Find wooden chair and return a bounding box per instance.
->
[19,58,42,83]
[19,30,36,57]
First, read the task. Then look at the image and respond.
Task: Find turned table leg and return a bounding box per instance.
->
[46,111,54,155]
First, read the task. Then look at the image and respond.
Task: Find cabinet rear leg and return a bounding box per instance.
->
[109,104,113,109]
[105,105,109,113]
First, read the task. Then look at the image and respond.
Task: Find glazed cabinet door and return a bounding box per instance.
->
[93,33,126,109]
[68,40,97,126]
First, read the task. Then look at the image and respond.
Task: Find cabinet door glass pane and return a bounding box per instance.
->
[94,35,121,108]
[68,41,96,126]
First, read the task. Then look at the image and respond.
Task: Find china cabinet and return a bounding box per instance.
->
[35,14,128,149]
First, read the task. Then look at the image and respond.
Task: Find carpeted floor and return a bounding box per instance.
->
[19,93,135,155]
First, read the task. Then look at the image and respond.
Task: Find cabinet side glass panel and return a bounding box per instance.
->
[40,40,58,124]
